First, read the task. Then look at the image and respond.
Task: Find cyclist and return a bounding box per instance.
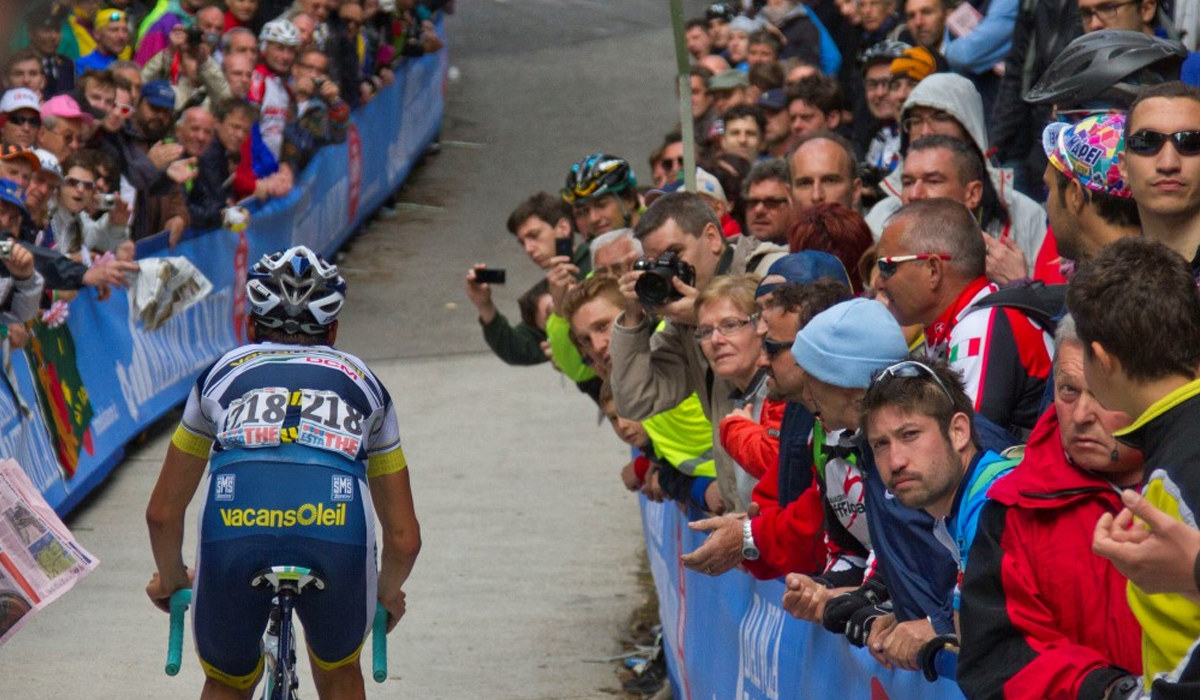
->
[146,245,421,700]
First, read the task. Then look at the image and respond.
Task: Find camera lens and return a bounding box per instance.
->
[635,269,674,306]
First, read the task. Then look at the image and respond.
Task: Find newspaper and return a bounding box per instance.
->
[0,459,98,647]
[131,256,214,331]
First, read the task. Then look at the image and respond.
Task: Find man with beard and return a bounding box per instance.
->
[129,80,194,243]
[743,158,794,244]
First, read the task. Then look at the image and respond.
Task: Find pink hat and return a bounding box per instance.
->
[40,95,94,125]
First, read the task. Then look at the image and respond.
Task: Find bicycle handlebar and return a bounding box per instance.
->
[372,603,388,683]
[166,589,193,676]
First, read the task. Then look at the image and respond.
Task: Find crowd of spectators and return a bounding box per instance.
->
[465,2,1200,697]
[0,0,444,349]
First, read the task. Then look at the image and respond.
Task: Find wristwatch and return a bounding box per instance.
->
[741,519,760,561]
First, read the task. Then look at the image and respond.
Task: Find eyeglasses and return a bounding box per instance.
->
[64,176,95,191]
[869,360,956,405]
[7,114,41,128]
[745,196,791,209]
[876,253,951,279]
[1125,130,1200,157]
[864,78,891,91]
[1078,0,1139,22]
[660,156,684,171]
[901,111,958,134]
[762,336,794,359]
[694,314,759,342]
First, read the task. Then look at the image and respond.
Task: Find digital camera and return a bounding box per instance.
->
[96,193,118,211]
[633,252,695,306]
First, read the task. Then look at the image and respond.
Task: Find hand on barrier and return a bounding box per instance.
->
[821,577,889,634]
[783,574,845,623]
[681,513,747,576]
[875,617,936,672]
[847,602,892,649]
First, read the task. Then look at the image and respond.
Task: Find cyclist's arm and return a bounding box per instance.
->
[145,437,209,610]
[368,460,421,632]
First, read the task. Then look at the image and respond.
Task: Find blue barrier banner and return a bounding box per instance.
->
[14,24,447,515]
[641,498,968,700]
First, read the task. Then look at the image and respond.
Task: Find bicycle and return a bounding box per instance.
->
[165,566,389,698]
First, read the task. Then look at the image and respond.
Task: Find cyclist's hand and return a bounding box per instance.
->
[146,569,192,613]
[378,587,407,632]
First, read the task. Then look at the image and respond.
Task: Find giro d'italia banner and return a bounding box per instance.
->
[8,20,447,515]
[640,498,967,700]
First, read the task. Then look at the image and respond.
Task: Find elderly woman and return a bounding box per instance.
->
[958,314,1145,700]
[693,274,784,508]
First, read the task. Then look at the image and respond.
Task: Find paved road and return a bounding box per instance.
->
[1,2,710,698]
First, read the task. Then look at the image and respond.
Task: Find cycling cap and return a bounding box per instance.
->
[260,18,301,47]
[247,245,346,335]
[706,3,737,22]
[1025,30,1186,109]
[860,41,912,71]
[1043,113,1131,197]
[561,153,636,205]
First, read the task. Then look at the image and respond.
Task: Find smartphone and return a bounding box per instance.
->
[555,237,573,258]
[474,268,506,285]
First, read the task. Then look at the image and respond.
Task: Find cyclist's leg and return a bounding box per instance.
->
[309,658,366,700]
[200,676,258,700]
[192,535,274,696]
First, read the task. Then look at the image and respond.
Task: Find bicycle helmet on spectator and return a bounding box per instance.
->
[561,153,637,205]
[706,3,737,22]
[859,41,911,72]
[247,245,346,336]
[259,18,301,47]
[1025,30,1186,109]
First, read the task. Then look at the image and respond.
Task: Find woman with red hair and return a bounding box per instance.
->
[788,202,874,294]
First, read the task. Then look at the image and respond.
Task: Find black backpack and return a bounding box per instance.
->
[970,281,1067,334]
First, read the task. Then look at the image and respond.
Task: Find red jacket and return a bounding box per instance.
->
[957,408,1143,700]
[718,397,785,480]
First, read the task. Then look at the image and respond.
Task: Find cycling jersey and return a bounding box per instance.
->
[173,341,406,687]
[246,65,294,161]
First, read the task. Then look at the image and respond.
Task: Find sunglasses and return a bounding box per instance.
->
[762,336,794,359]
[745,196,791,209]
[876,253,951,279]
[7,114,41,128]
[869,360,956,405]
[660,156,684,171]
[113,103,134,117]
[64,176,95,191]
[1125,130,1200,157]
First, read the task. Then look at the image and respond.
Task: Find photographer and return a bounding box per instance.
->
[610,192,785,513]
[47,152,131,257]
[279,47,348,173]
[0,179,47,326]
[141,19,233,112]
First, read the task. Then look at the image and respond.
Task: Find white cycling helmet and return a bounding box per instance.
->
[246,245,346,336]
[259,18,301,48]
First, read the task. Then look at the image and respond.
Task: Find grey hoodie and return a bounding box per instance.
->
[865,73,1048,275]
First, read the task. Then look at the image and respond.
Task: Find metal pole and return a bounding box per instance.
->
[669,0,697,193]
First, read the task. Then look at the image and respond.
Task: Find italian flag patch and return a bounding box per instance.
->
[949,338,981,362]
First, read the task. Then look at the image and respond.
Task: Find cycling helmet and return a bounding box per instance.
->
[859,40,911,71]
[706,3,737,22]
[561,153,637,205]
[259,18,301,47]
[1025,30,1186,109]
[246,246,346,335]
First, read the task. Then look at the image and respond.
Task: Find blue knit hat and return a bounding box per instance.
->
[755,251,851,298]
[792,298,909,389]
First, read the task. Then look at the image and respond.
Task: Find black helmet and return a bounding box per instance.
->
[1025,30,1186,109]
[706,3,737,22]
[859,40,912,72]
[561,153,636,205]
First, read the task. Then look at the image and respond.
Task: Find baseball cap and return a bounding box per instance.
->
[95,8,127,30]
[0,145,41,172]
[644,168,727,206]
[890,46,939,82]
[0,89,40,115]
[729,16,765,35]
[0,178,28,218]
[141,80,176,110]
[756,251,851,298]
[1043,113,1131,197]
[33,149,62,182]
[41,95,94,125]
[757,88,787,112]
[709,70,750,92]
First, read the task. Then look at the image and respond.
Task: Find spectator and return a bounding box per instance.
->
[756,88,792,158]
[609,192,786,512]
[1119,82,1200,272]
[279,47,349,172]
[222,52,255,100]
[942,0,1018,112]
[560,153,640,240]
[887,45,940,116]
[685,17,713,61]
[706,3,736,54]
[719,104,764,162]
[47,153,131,256]
[903,0,950,52]
[1066,237,1200,697]
[957,314,1144,700]
[652,132,684,189]
[857,41,908,179]
[0,180,44,324]
[99,78,135,136]
[213,97,283,205]
[77,9,134,74]
[221,27,261,66]
[759,1,834,74]
[874,198,1052,436]
[724,16,761,71]
[746,30,784,69]
[788,131,863,214]
[108,60,143,100]
[4,50,49,97]
[1041,113,1139,264]
[249,19,301,162]
[175,107,215,160]
[786,74,843,142]
[788,203,874,294]
[128,81,193,243]
[689,66,717,142]
[742,158,794,245]
[38,95,92,164]
[25,149,62,235]
[26,4,76,98]
[589,228,643,278]
[142,22,232,112]
[746,61,784,105]
[0,89,44,150]
[709,70,753,117]
[225,0,261,32]
[291,12,318,50]
[0,145,40,193]
[135,0,211,66]
[857,358,1016,673]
